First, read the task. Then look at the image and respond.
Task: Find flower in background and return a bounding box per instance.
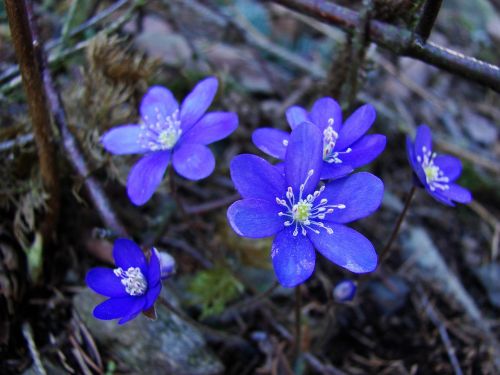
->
[252,97,386,180]
[333,279,357,303]
[101,77,238,205]
[227,123,384,288]
[406,125,472,206]
[155,249,176,279]
[86,239,162,324]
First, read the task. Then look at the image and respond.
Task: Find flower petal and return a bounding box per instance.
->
[252,128,289,160]
[441,184,472,204]
[86,268,127,297]
[321,172,384,224]
[172,143,215,180]
[285,106,309,129]
[335,104,376,150]
[180,77,218,132]
[320,164,353,180]
[309,97,342,132]
[285,123,323,196]
[406,136,426,185]
[113,238,147,274]
[227,199,284,238]
[127,151,171,206]
[101,125,146,155]
[434,155,462,182]
[427,188,454,206]
[140,86,179,124]
[230,154,286,201]
[271,227,316,288]
[93,295,145,321]
[308,224,377,273]
[336,134,386,168]
[144,282,162,311]
[182,112,238,145]
[414,125,432,160]
[148,248,161,287]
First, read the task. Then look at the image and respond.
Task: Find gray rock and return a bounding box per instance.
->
[73,288,224,375]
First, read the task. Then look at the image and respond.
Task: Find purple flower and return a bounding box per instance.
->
[406,125,472,206]
[252,97,386,180]
[86,239,162,324]
[227,123,384,288]
[101,77,238,205]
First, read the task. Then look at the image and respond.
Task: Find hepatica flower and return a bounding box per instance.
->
[407,125,472,206]
[86,239,162,324]
[252,97,386,180]
[227,123,384,287]
[101,77,238,205]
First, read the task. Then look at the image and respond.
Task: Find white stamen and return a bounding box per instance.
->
[138,109,182,151]
[114,267,148,296]
[419,146,450,191]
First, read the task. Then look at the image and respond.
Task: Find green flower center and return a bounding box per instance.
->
[293,201,312,223]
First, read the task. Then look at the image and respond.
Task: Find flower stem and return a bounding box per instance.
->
[294,285,302,361]
[379,185,416,264]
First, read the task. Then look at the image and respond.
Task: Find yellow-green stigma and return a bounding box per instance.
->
[158,129,180,149]
[293,201,312,223]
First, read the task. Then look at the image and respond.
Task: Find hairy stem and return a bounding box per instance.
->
[4,0,60,242]
[379,185,416,263]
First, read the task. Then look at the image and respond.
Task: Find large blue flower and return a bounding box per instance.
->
[86,239,162,325]
[227,123,384,287]
[406,125,472,206]
[252,97,386,180]
[101,77,238,205]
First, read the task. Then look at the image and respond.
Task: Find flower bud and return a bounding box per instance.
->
[154,248,176,280]
[333,279,357,302]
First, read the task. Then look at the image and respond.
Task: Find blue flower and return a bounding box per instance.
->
[406,125,472,206]
[252,97,386,180]
[86,239,162,324]
[227,123,384,288]
[333,279,357,302]
[101,77,239,205]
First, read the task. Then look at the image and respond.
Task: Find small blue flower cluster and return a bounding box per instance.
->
[87,79,471,324]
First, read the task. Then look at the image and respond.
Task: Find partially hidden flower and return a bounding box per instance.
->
[86,239,162,324]
[155,249,176,279]
[101,77,239,205]
[333,279,357,303]
[227,123,384,288]
[252,97,386,180]
[406,125,472,206]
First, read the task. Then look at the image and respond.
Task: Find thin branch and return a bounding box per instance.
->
[4,0,60,241]
[268,0,500,92]
[415,0,443,41]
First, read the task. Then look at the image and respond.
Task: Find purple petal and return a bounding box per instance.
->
[321,172,384,224]
[252,128,289,160]
[309,97,342,132]
[285,106,309,130]
[148,248,161,287]
[86,268,127,297]
[101,125,146,155]
[227,199,284,238]
[271,228,316,288]
[308,224,377,273]
[140,86,179,124]
[320,164,353,180]
[172,143,214,180]
[93,295,145,321]
[230,154,286,201]
[406,136,426,185]
[336,134,386,168]
[335,104,376,150]
[113,238,147,274]
[427,188,454,206]
[117,297,148,324]
[434,155,462,182]
[414,125,432,160]
[182,112,238,145]
[180,77,218,132]
[127,151,171,206]
[441,184,472,204]
[285,123,323,196]
[144,282,162,311]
